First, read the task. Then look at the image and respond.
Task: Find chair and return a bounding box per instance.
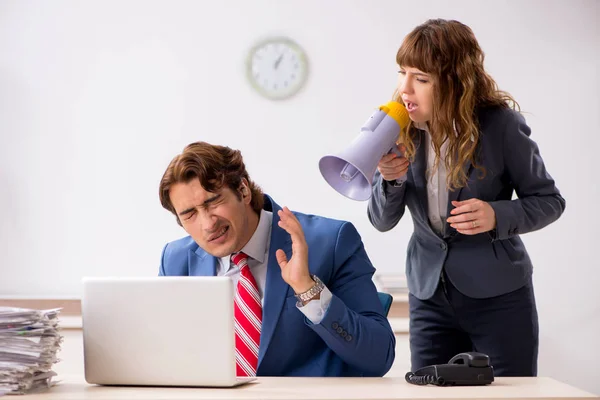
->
[377,292,393,317]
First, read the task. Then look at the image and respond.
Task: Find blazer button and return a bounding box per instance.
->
[340,331,347,338]
[345,335,353,342]
[332,322,339,330]
[336,327,344,334]
[440,243,447,250]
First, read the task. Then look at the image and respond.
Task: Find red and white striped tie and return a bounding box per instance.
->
[231,252,262,376]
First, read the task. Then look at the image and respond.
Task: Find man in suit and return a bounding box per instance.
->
[158,141,395,377]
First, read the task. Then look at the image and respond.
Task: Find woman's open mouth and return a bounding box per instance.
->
[405,101,419,112]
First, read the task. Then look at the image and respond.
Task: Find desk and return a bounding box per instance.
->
[30,375,597,399]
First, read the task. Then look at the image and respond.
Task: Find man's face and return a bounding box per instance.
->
[169,179,256,257]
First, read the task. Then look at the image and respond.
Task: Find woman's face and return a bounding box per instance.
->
[397,66,434,123]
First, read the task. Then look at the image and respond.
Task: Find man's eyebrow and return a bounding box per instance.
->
[177,207,196,217]
[177,194,221,217]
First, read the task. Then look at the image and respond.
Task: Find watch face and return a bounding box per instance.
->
[246,37,308,100]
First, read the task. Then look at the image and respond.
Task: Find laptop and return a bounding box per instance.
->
[81,276,256,387]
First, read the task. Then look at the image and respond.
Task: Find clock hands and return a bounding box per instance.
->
[248,37,306,99]
[274,53,284,70]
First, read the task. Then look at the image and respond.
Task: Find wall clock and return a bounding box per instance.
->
[246,37,309,100]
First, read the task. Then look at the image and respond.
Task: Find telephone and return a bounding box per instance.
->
[405,352,494,386]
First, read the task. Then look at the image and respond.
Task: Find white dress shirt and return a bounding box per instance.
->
[422,124,450,236]
[418,122,475,236]
[392,122,450,236]
[216,209,332,324]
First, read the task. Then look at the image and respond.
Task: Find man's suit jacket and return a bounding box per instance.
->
[160,195,395,377]
[368,106,566,300]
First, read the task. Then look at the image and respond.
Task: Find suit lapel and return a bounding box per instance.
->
[184,197,289,368]
[408,130,429,220]
[188,248,218,276]
[411,125,480,238]
[444,151,474,238]
[257,198,291,368]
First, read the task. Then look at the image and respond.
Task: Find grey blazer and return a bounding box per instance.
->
[368,106,565,300]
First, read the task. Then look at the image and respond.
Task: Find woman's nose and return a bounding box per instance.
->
[399,78,413,94]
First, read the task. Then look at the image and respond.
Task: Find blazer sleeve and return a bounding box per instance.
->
[305,222,396,377]
[367,171,409,232]
[158,243,169,276]
[489,111,566,241]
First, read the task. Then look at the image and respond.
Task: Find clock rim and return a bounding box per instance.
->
[245,36,309,100]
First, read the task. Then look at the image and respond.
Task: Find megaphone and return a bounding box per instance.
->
[319,101,410,201]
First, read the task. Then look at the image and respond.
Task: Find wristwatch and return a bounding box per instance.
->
[294,275,325,304]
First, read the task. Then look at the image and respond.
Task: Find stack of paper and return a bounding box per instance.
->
[0,307,62,395]
[374,274,409,294]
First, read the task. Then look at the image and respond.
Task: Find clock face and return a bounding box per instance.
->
[246,37,308,100]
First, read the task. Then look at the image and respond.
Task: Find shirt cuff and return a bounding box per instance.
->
[393,175,408,186]
[296,285,332,324]
[381,176,407,199]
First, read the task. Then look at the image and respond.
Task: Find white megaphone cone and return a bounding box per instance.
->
[319,101,410,201]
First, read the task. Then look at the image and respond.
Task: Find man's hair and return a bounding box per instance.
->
[395,19,519,190]
[159,142,264,225]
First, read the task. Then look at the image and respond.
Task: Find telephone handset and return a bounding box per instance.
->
[405,352,494,386]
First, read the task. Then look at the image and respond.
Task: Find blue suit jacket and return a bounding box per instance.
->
[159,195,395,377]
[368,106,566,300]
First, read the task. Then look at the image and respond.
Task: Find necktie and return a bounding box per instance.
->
[231,252,262,376]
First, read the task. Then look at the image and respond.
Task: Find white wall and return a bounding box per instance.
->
[0,0,598,394]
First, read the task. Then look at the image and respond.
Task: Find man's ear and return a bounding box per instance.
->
[239,179,251,203]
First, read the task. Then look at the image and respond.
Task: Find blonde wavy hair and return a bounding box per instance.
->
[395,19,519,190]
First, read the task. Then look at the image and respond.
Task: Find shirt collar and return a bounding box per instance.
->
[414,121,429,132]
[414,120,474,142]
[221,209,272,266]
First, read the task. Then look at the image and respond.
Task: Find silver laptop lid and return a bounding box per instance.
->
[82,276,237,386]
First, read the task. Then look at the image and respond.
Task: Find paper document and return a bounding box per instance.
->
[0,307,63,395]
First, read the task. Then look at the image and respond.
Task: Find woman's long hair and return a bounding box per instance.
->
[395,19,519,190]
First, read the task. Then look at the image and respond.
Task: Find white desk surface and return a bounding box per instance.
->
[29,375,598,399]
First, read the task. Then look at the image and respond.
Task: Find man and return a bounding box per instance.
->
[158,141,395,377]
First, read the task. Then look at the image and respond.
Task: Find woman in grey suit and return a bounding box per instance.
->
[368,19,565,376]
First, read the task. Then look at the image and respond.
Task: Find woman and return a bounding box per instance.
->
[368,19,565,376]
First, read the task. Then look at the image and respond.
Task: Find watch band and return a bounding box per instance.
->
[295,275,324,303]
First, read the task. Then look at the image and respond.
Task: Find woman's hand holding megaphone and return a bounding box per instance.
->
[377,144,410,181]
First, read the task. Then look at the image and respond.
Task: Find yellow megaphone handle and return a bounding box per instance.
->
[379,101,410,130]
